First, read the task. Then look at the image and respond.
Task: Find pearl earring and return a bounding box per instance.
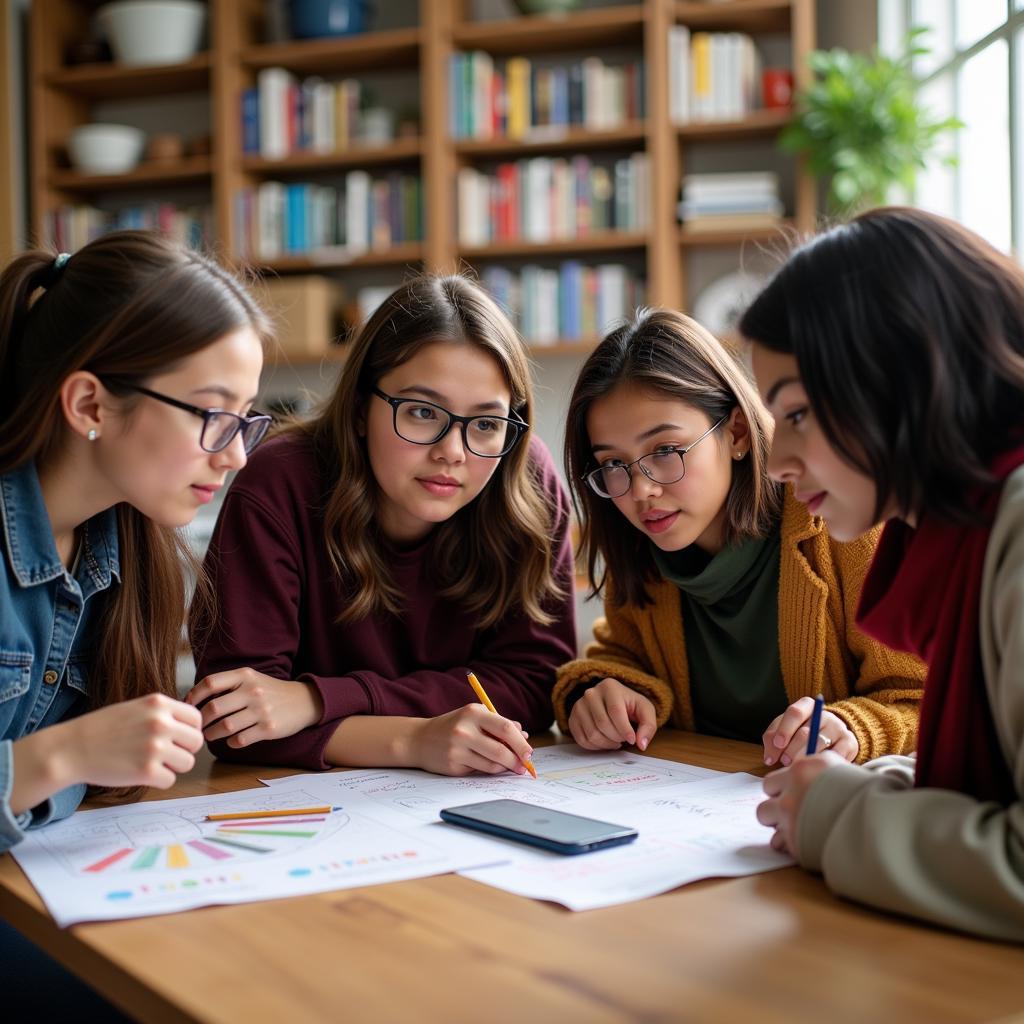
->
[87,429,98,442]
[734,450,745,460]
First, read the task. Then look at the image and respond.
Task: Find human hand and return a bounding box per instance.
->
[762,697,858,766]
[186,668,323,747]
[756,751,846,855]
[62,694,204,789]
[567,677,657,751]
[408,703,533,776]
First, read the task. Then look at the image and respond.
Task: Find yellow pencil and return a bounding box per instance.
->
[205,806,332,822]
[466,671,538,779]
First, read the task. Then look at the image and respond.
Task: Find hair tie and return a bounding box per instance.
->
[41,252,71,289]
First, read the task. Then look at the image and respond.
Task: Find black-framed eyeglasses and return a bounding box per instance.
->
[583,414,729,499]
[108,382,273,454]
[372,387,527,458]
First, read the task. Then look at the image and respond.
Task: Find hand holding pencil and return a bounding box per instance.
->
[467,672,537,778]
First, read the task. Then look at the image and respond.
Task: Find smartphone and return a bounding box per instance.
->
[439,799,638,855]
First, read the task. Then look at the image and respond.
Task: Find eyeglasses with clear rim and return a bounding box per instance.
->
[372,387,527,458]
[104,381,273,454]
[583,414,729,499]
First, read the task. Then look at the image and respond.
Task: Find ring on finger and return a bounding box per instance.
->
[819,734,832,748]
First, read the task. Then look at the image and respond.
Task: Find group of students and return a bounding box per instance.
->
[2,209,1023,961]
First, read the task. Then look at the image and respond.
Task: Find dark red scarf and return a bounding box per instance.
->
[855,448,1024,805]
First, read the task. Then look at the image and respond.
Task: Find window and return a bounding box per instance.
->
[880,1,1022,253]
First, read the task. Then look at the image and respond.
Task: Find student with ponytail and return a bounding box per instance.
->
[0,230,271,854]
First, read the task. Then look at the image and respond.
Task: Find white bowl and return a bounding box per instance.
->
[68,123,146,175]
[97,0,206,67]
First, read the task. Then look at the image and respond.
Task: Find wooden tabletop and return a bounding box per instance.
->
[1,731,1022,1024]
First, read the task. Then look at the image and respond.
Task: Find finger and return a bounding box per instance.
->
[632,699,658,751]
[469,732,528,774]
[225,723,265,749]
[146,765,178,789]
[771,697,816,749]
[582,689,628,746]
[484,716,535,764]
[186,673,244,706]
[161,742,197,775]
[606,700,637,746]
[755,796,779,827]
[198,692,251,729]
[570,703,621,751]
[779,726,812,766]
[769,828,790,853]
[461,752,513,775]
[169,699,203,729]
[762,714,785,764]
[832,733,858,762]
[204,709,260,742]
[168,719,205,753]
[762,766,788,797]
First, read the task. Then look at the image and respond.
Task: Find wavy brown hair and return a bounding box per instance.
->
[0,231,271,793]
[287,274,563,627]
[739,206,1024,525]
[565,308,782,608]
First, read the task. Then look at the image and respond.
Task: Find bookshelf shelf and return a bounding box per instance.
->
[241,28,422,75]
[50,156,214,191]
[678,219,796,247]
[45,53,212,99]
[460,231,648,260]
[674,0,790,34]
[454,6,645,56]
[455,123,646,158]
[675,108,792,141]
[258,243,425,273]
[242,140,423,177]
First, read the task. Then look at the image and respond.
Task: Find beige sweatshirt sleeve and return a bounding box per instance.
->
[795,471,1024,942]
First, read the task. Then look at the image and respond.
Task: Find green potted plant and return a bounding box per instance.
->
[780,29,963,214]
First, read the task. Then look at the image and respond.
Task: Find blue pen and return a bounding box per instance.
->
[805,694,825,755]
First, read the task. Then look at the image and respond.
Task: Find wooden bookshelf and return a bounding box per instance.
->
[29,0,816,354]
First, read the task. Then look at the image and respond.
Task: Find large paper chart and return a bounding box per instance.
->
[11,785,484,927]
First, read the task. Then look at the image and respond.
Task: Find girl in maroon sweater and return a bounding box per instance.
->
[188,276,576,774]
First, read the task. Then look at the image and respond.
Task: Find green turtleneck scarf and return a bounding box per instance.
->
[651,524,787,743]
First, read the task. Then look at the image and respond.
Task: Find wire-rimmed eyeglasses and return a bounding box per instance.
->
[372,387,527,458]
[583,414,728,499]
[106,381,272,454]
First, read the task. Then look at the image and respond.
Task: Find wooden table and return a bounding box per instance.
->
[1,731,1022,1024]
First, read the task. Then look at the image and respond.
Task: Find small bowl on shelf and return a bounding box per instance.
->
[288,0,371,39]
[96,0,206,67]
[68,123,145,175]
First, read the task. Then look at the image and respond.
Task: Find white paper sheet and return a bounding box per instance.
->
[458,773,793,910]
[10,783,491,927]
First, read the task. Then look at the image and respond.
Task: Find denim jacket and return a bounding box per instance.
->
[0,462,119,853]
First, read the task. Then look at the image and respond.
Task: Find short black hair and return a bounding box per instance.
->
[739,206,1024,525]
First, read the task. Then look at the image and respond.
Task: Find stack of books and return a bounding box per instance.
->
[458,153,649,246]
[449,53,645,140]
[246,69,397,158]
[668,27,762,123]
[234,173,422,260]
[46,203,212,252]
[482,262,645,345]
[678,172,783,234]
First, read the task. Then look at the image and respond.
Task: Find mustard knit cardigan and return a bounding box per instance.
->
[553,491,926,762]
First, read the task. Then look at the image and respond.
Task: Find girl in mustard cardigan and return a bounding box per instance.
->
[555,308,924,766]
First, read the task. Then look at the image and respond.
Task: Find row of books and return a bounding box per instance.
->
[45,204,211,253]
[450,53,645,140]
[483,262,644,345]
[669,28,762,123]
[458,153,650,246]
[234,173,422,260]
[248,69,401,159]
[678,171,783,234]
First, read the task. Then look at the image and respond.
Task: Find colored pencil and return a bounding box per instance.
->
[467,671,538,779]
[806,694,825,756]
[205,805,332,822]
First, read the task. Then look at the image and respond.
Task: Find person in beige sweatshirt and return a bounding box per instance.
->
[742,206,1024,942]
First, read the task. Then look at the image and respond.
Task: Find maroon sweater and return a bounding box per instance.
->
[192,432,577,770]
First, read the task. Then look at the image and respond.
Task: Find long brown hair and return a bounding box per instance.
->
[565,308,781,607]
[740,206,1024,525]
[0,231,272,741]
[289,274,563,627]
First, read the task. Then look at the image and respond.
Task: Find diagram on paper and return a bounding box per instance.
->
[11,785,487,927]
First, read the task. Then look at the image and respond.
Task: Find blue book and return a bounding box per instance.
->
[241,88,260,154]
